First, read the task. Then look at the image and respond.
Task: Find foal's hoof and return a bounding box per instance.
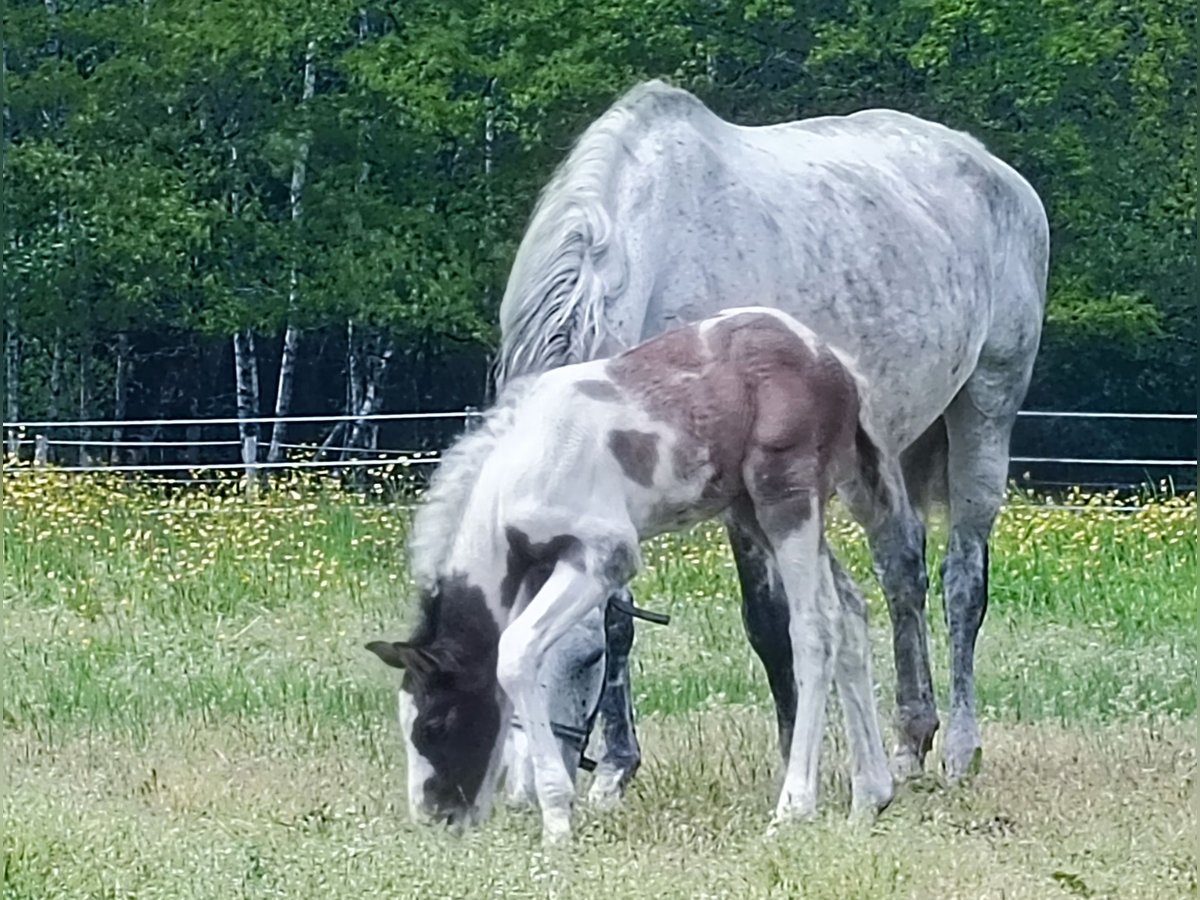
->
[769,793,817,833]
[541,815,573,848]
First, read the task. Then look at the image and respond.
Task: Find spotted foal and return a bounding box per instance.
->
[368,307,915,844]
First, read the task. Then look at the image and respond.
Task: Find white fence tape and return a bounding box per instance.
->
[4,410,471,429]
[2,408,1193,431]
[3,409,1195,477]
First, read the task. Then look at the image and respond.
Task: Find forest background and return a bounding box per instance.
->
[2,0,1195,476]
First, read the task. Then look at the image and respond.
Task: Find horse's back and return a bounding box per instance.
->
[610,84,1044,238]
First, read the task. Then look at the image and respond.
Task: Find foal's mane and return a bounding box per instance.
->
[408,377,537,590]
[493,80,707,388]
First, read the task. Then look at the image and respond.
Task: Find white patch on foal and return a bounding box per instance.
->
[397,691,435,824]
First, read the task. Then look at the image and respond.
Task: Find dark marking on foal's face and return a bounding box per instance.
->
[608,429,659,487]
[365,576,502,825]
[500,526,585,610]
[575,379,622,402]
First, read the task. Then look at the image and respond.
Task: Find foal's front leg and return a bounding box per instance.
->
[496,559,612,846]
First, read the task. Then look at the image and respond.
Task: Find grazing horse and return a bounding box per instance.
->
[493,80,1049,801]
[368,308,915,844]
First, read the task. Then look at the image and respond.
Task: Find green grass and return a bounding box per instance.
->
[2,473,1196,898]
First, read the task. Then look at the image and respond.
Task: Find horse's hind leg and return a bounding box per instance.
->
[586,589,642,809]
[940,392,1019,781]
[839,436,936,780]
[828,552,893,817]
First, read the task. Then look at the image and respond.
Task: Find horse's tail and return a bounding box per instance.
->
[492,90,680,390]
[492,190,624,390]
[849,406,946,529]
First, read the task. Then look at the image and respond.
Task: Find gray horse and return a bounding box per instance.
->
[492,80,1049,804]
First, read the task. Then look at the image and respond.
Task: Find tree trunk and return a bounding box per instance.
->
[347,334,394,454]
[78,341,93,467]
[484,76,496,180]
[48,327,64,420]
[110,332,130,464]
[233,328,260,486]
[317,319,359,459]
[342,318,362,459]
[267,41,317,464]
[3,307,19,457]
[267,325,300,462]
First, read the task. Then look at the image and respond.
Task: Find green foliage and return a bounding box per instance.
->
[1,0,1194,414]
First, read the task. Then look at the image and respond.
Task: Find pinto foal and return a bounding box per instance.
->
[368,307,914,844]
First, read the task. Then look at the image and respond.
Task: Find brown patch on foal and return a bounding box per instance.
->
[608,429,660,487]
[607,313,863,535]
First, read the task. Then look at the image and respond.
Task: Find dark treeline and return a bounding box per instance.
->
[1,1,1195,480]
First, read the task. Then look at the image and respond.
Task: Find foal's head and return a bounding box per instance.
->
[366,578,505,828]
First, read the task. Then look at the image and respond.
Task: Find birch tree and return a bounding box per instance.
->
[266,39,318,463]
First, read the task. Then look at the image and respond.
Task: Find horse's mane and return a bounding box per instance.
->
[407,376,537,589]
[492,80,706,388]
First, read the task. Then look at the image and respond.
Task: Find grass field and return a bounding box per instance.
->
[2,471,1196,898]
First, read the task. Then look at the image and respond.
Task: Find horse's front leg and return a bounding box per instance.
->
[497,559,614,846]
[587,589,642,809]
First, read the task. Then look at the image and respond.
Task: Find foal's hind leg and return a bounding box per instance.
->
[743,474,838,824]
[498,559,618,845]
[828,552,892,817]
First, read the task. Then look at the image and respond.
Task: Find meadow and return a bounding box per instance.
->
[2,469,1195,899]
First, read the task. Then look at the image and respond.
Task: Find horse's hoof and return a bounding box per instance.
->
[889,749,925,782]
[586,766,628,811]
[942,720,983,783]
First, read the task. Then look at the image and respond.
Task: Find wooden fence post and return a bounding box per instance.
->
[242,433,259,498]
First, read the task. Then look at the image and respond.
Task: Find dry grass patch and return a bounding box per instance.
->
[5,714,1194,899]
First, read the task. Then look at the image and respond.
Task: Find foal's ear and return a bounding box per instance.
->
[365,640,437,673]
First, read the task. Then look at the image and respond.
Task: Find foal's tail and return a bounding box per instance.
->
[842,396,920,531]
